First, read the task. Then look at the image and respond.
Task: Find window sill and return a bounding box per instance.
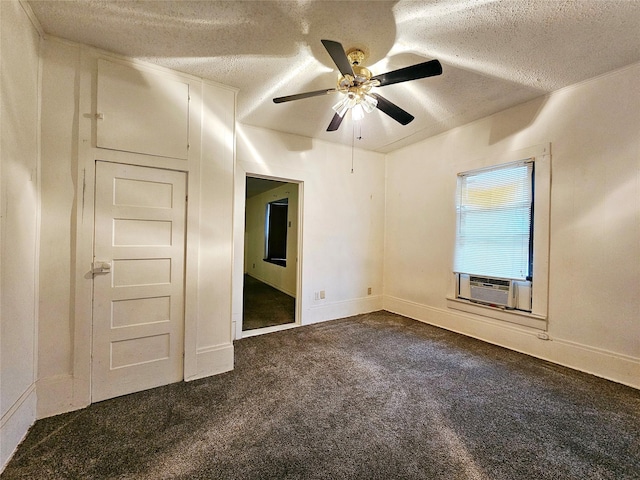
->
[264,258,286,267]
[446,296,547,331]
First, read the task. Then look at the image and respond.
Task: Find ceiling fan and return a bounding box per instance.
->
[273,39,442,132]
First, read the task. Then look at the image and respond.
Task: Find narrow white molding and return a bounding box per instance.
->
[306,295,383,324]
[40,36,236,92]
[190,343,234,381]
[0,385,37,471]
[196,343,234,355]
[241,322,298,338]
[0,385,36,429]
[549,60,640,97]
[384,295,639,390]
[446,297,547,330]
[33,27,44,412]
[383,62,640,155]
[18,0,44,38]
[246,272,296,297]
[36,374,75,419]
[231,312,242,341]
[386,295,539,336]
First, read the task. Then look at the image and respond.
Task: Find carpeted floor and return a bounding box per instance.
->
[243,274,295,331]
[3,311,639,479]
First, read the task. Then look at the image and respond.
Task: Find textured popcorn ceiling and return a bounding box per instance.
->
[28,0,640,153]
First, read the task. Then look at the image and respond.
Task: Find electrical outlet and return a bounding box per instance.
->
[367,287,372,295]
[252,263,255,269]
[320,290,325,300]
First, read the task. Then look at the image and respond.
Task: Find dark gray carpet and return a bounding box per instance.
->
[3,311,639,479]
[243,274,295,331]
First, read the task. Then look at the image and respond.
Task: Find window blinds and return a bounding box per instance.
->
[454,160,533,280]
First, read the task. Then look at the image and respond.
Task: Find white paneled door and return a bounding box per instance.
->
[92,161,186,402]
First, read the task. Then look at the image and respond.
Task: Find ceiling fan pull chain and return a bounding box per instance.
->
[351,122,355,174]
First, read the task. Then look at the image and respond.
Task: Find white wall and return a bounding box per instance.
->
[233,125,386,337]
[384,63,640,388]
[245,182,298,296]
[0,0,41,468]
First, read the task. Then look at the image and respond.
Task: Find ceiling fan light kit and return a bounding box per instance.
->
[273,39,442,132]
[332,48,379,121]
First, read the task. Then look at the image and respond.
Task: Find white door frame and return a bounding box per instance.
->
[235,174,304,340]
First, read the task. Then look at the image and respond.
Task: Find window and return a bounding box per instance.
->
[454,160,534,280]
[448,145,550,328]
[264,198,288,267]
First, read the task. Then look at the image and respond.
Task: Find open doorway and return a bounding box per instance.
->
[243,176,299,333]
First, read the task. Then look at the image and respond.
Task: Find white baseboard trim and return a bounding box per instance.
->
[544,338,640,390]
[305,295,383,325]
[1,384,36,472]
[232,312,242,341]
[188,343,234,381]
[35,347,236,421]
[384,295,640,390]
[36,374,77,419]
[240,321,298,338]
[246,273,295,297]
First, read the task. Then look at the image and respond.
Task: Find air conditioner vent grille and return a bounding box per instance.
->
[457,273,532,312]
[470,285,509,306]
[469,276,510,287]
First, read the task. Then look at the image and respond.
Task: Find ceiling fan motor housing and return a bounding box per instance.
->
[347,48,366,66]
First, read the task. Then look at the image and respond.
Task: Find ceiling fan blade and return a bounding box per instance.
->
[371,59,442,87]
[327,112,345,131]
[371,93,414,125]
[321,39,354,77]
[273,88,337,104]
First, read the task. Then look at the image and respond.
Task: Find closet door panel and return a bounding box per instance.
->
[97,59,189,160]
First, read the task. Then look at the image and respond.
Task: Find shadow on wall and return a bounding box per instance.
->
[489,96,547,145]
[277,131,314,152]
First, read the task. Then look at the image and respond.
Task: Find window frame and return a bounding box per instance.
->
[447,144,551,330]
[264,198,289,267]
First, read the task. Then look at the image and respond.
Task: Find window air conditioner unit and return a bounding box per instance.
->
[457,274,531,311]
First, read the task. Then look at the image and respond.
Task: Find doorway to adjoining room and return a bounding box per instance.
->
[243,176,299,334]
